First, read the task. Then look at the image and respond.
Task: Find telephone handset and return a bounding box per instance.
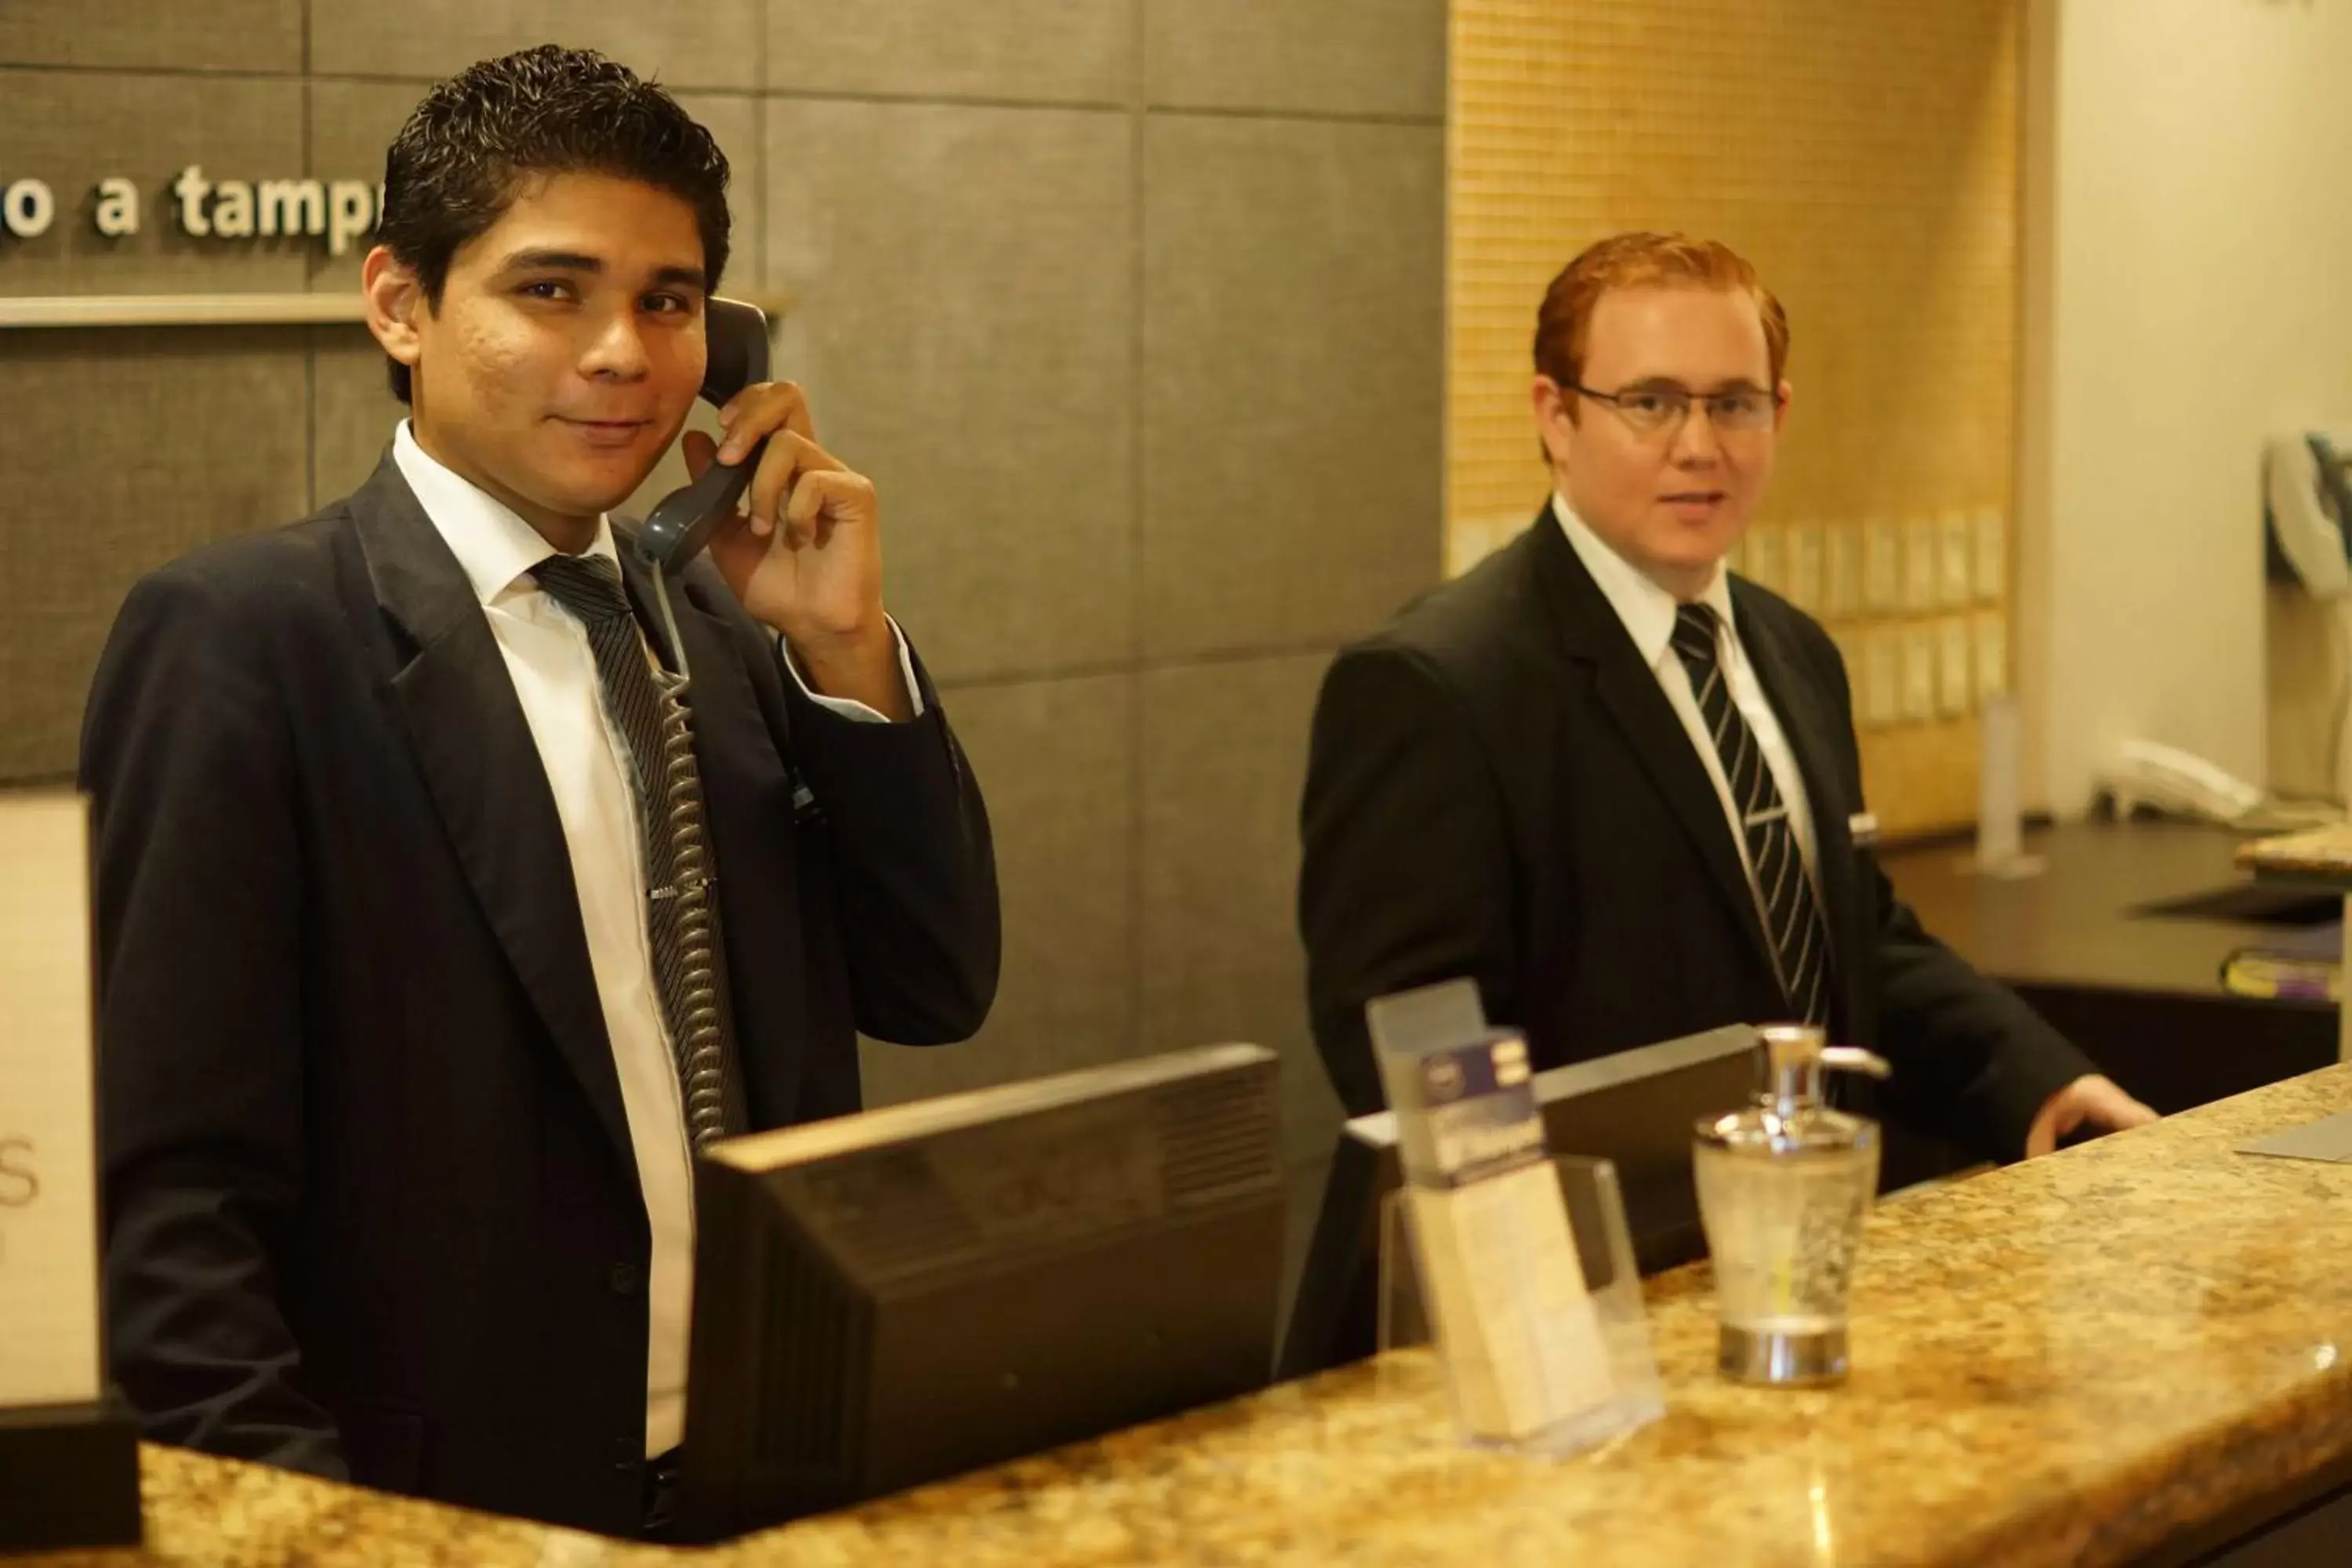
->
[2264,430,2352,598]
[2103,738,2267,824]
[631,296,771,683]
[2101,737,2340,829]
[635,296,774,577]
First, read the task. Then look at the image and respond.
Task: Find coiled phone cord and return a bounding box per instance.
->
[648,571,733,1146]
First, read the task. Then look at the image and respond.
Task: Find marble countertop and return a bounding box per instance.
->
[27,1067,2352,1568]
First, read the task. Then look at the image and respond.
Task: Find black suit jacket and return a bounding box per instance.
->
[1299,511,2092,1161]
[79,456,1000,1534]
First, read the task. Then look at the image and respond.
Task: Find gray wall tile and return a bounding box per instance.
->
[0,1,302,73]
[765,100,1133,683]
[311,326,401,506]
[0,330,310,780]
[304,83,760,294]
[767,0,1131,105]
[1145,0,1446,119]
[302,80,425,296]
[858,673,1134,1106]
[1138,652,1341,1164]
[0,70,305,294]
[309,0,760,89]
[688,96,768,290]
[1142,117,1442,659]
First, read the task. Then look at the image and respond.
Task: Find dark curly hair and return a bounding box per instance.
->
[374,45,732,404]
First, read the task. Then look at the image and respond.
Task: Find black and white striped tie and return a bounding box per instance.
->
[1669,602,1831,1025]
[532,553,747,1148]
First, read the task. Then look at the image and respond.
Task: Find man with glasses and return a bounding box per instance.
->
[1298,231,2151,1163]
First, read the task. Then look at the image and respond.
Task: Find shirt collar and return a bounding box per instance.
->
[1549,492,1735,669]
[393,419,619,606]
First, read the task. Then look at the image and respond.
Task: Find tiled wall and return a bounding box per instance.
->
[0,1,1446,1178]
[1446,0,2021,837]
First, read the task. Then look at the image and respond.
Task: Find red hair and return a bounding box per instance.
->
[1534,231,1790,393]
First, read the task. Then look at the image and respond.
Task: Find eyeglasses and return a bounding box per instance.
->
[1563,380,1779,437]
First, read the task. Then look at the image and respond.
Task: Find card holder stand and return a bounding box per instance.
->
[0,1392,143,1553]
[1377,1155,1664,1457]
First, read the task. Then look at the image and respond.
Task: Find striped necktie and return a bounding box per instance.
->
[531,552,747,1147]
[1668,602,1831,1025]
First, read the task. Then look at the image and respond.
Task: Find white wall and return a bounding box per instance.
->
[2023,0,2352,814]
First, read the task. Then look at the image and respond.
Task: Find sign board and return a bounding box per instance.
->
[0,791,103,1410]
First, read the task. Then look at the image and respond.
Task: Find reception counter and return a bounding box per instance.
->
[25,1066,2352,1567]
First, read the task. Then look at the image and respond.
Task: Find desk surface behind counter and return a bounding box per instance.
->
[1882,818,2337,1123]
[30,1066,2352,1568]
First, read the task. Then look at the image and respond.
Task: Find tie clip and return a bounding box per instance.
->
[1744,806,1788,827]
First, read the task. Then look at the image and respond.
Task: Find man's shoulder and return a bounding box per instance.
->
[123,501,361,633]
[1343,521,1555,691]
[1728,572,1845,673]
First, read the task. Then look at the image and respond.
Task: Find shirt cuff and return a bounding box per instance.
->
[775,617,926,724]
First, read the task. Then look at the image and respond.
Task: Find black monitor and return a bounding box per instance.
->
[674,1043,1284,1541]
[1276,1023,1758,1382]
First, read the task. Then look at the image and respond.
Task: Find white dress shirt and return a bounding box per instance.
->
[1551,495,1824,967]
[393,421,916,1456]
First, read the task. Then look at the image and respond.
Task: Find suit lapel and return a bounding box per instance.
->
[1729,581,1867,1026]
[1523,516,1785,993]
[348,455,636,1173]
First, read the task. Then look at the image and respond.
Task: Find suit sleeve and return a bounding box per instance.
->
[1806,641,2099,1160]
[775,637,1000,1045]
[1298,644,1519,1117]
[78,568,347,1476]
[1872,873,2097,1162]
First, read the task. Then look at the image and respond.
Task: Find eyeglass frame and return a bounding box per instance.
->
[1549,376,1785,437]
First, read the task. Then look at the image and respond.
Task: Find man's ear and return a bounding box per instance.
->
[1773,377,1794,434]
[1531,375,1576,466]
[362,245,426,376]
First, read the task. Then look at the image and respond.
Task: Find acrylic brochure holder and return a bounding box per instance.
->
[1377,1154,1663,1454]
[1366,981,1663,1457]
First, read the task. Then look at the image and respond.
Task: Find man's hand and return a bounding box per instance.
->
[2024,1074,2157,1158]
[681,380,909,719]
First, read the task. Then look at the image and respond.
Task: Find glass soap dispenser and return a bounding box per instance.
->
[1692,1023,1891,1387]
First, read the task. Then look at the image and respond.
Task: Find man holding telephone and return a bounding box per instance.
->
[80,45,999,1537]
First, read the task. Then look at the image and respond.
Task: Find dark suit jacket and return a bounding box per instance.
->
[1298,511,2092,1161]
[79,455,1000,1535]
